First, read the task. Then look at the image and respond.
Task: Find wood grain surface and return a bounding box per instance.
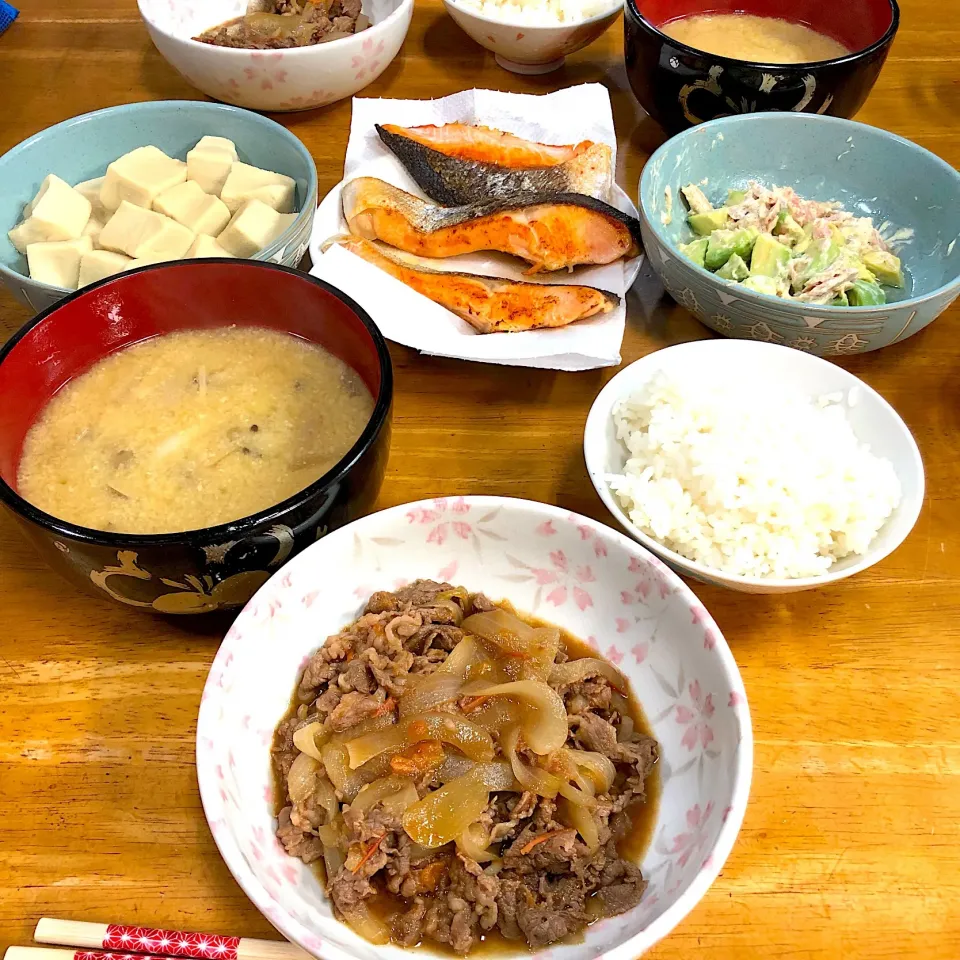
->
[1,1,959,957]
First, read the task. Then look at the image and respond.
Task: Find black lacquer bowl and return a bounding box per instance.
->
[0,260,392,614]
[624,0,899,134]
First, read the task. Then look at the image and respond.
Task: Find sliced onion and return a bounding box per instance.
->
[458,822,495,863]
[472,760,520,792]
[437,754,476,783]
[314,775,339,823]
[339,753,394,802]
[287,752,320,804]
[469,680,567,754]
[329,711,396,746]
[402,768,492,848]
[321,742,351,792]
[549,657,627,692]
[345,726,406,769]
[406,713,495,762]
[469,698,517,737]
[435,635,497,683]
[557,796,600,852]
[503,727,561,799]
[463,609,537,656]
[349,775,416,814]
[399,672,463,718]
[339,902,390,945]
[317,822,345,882]
[566,749,616,794]
[293,720,328,761]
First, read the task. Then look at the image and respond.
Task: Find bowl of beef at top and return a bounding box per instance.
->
[0,259,392,614]
[624,0,899,133]
[197,497,752,960]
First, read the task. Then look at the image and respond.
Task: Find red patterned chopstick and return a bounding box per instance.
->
[33,921,309,960]
[8,949,182,960]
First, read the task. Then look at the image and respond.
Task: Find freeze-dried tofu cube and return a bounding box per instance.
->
[217,199,294,258]
[194,135,238,160]
[186,146,235,197]
[23,175,92,243]
[126,255,169,270]
[74,176,109,222]
[100,146,187,212]
[82,217,104,247]
[78,250,132,287]
[220,162,296,214]
[26,236,94,289]
[99,201,194,260]
[187,235,235,258]
[154,180,230,236]
[8,219,48,255]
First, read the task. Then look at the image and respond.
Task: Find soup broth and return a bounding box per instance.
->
[661,13,850,63]
[17,327,375,534]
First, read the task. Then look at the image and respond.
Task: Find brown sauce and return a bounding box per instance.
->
[273,602,660,953]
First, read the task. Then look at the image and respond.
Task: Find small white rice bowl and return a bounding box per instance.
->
[453,0,610,24]
[608,372,901,580]
[583,340,925,594]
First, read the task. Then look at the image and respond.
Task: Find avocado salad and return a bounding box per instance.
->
[677,181,904,306]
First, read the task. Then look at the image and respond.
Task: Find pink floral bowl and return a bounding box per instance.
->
[197,496,752,958]
[138,0,413,112]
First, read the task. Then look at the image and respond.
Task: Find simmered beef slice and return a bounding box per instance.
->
[276,806,324,863]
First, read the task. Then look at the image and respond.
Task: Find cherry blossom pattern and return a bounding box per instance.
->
[501,549,596,611]
[676,679,715,751]
[277,90,337,111]
[352,35,385,81]
[402,497,505,553]
[104,927,239,959]
[243,51,288,90]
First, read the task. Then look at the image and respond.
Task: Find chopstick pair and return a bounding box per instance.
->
[4,920,310,960]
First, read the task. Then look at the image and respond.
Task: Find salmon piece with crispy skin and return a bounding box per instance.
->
[342,177,640,274]
[337,238,619,334]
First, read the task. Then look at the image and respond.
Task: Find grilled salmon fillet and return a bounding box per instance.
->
[337,238,619,333]
[342,177,640,274]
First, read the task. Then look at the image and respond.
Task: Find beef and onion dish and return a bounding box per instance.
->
[194,0,368,49]
[272,580,660,952]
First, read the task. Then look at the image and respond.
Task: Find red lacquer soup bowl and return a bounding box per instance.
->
[0,260,392,614]
[624,0,899,133]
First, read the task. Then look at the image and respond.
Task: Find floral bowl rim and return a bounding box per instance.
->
[196,495,753,960]
[442,0,622,32]
[138,0,415,58]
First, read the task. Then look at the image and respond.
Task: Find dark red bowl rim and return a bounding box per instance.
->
[625,0,900,70]
[0,258,393,547]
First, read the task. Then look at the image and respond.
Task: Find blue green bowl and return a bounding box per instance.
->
[0,100,318,315]
[638,113,960,356]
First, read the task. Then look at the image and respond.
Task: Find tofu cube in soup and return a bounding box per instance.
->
[100,146,187,212]
[221,162,296,214]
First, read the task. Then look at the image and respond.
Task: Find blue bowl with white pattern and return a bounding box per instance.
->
[638,113,960,356]
[0,100,318,315]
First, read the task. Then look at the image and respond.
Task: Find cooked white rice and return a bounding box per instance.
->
[608,372,902,579]
[453,0,610,25]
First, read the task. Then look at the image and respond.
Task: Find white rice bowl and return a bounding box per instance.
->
[453,0,611,24]
[607,371,902,580]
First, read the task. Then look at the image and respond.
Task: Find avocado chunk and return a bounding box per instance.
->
[715,253,750,281]
[704,227,758,270]
[688,208,730,236]
[792,235,841,290]
[680,183,714,215]
[741,275,779,297]
[679,237,709,268]
[774,213,805,245]
[862,249,904,287]
[848,279,887,306]
[750,234,791,278]
[831,292,850,306]
[726,189,747,205]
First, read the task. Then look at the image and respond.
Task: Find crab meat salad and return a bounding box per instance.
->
[272,580,660,952]
[677,181,906,306]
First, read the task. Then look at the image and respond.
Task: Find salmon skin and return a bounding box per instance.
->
[342,177,641,274]
[378,123,594,169]
[337,238,619,334]
[376,124,613,206]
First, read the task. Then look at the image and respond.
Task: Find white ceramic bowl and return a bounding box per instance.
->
[442,0,622,74]
[197,496,752,959]
[584,339,925,594]
[139,0,413,112]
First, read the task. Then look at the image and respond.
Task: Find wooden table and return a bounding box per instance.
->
[2,1,959,957]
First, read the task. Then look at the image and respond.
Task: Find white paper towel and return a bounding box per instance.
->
[309,85,632,370]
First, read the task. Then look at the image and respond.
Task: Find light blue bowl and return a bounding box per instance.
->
[639,113,960,356]
[0,100,318,315]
